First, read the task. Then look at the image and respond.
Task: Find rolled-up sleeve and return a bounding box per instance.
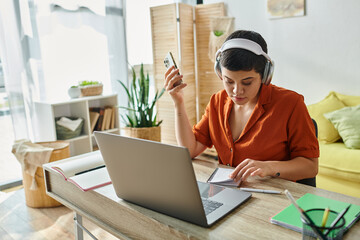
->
[192,99,213,148]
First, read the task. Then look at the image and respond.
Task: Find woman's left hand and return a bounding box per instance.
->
[229,158,276,182]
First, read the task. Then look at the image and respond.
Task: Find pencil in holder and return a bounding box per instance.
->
[301,208,345,240]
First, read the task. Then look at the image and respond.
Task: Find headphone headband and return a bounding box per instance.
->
[215,39,272,63]
[214,38,274,85]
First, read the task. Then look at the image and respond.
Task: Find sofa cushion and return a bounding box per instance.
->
[319,142,360,182]
[307,92,345,143]
[324,105,360,149]
[334,92,360,106]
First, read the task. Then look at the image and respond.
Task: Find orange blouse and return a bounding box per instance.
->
[192,84,319,167]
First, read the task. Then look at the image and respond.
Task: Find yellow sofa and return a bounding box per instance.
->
[307,92,360,198]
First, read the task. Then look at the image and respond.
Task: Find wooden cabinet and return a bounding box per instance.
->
[33,94,119,156]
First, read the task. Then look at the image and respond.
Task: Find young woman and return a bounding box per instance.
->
[164,30,319,183]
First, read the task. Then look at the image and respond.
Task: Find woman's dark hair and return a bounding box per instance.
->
[219,30,268,78]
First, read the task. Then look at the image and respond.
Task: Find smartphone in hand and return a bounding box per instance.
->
[164,52,183,87]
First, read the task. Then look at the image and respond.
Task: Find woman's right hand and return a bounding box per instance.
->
[164,66,187,105]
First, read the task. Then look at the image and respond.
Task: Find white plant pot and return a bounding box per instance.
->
[68,87,81,98]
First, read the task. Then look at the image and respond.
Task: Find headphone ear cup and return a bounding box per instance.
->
[264,61,274,85]
[214,59,222,79]
[262,61,270,84]
[214,50,223,79]
[262,61,274,85]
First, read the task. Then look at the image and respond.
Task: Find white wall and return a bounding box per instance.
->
[204,0,360,104]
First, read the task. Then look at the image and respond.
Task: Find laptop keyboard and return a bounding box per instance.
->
[202,198,223,215]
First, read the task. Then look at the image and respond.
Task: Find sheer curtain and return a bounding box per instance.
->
[0,0,128,142]
[0,0,35,140]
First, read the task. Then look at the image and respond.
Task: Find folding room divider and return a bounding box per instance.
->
[151,2,225,152]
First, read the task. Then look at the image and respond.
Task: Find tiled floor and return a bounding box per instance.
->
[0,114,22,184]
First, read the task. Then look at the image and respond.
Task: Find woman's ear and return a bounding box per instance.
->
[214,59,223,80]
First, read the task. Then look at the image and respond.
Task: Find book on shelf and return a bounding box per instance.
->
[89,106,115,132]
[96,108,105,131]
[207,167,241,187]
[89,111,100,132]
[89,107,105,131]
[110,106,116,129]
[51,151,111,191]
[271,193,360,234]
[102,107,113,131]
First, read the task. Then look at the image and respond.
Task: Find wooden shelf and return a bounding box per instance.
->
[63,135,89,142]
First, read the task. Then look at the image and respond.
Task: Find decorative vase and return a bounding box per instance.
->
[123,126,161,142]
[68,87,81,98]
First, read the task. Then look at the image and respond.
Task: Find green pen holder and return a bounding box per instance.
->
[301,208,346,240]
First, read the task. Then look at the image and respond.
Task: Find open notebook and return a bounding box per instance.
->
[51,151,111,191]
[207,167,241,187]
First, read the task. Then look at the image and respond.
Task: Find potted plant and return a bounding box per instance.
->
[118,63,165,142]
[78,80,103,96]
[68,85,81,98]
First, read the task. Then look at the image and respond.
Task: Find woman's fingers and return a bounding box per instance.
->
[230,159,268,182]
[168,82,187,95]
[165,65,174,77]
[164,67,180,88]
[164,66,173,88]
[240,167,257,182]
[168,74,183,89]
[229,159,250,179]
[250,168,262,177]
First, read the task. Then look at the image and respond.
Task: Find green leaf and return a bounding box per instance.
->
[120,114,135,128]
[214,30,224,37]
[117,80,132,105]
[140,110,146,127]
[156,120,163,127]
[140,63,145,107]
[126,115,135,127]
[150,91,159,109]
[152,112,157,125]
[157,88,165,100]
[120,115,129,126]
[147,107,153,125]
[78,80,101,86]
[144,70,149,106]
[117,63,164,127]
[118,80,137,125]
[131,67,139,109]
[149,88,164,111]
[118,106,136,112]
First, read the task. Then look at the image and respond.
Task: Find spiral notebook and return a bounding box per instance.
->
[271,193,360,233]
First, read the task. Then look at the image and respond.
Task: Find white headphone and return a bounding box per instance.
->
[214,39,275,85]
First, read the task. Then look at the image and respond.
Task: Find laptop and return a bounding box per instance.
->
[94,132,251,227]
